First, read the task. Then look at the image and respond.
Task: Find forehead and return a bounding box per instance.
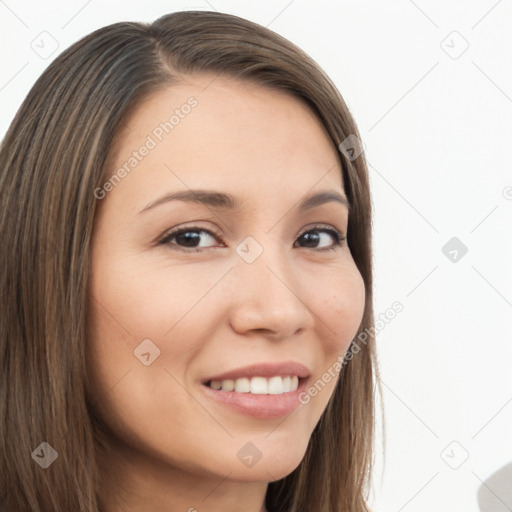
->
[103,75,345,211]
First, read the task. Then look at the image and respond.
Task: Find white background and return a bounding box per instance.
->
[1,1,511,511]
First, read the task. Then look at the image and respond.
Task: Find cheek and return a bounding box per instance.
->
[85,255,220,455]
[296,264,365,418]
[314,263,366,356]
[85,251,231,398]
[88,251,214,342]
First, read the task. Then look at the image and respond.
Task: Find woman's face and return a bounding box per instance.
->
[87,75,365,485]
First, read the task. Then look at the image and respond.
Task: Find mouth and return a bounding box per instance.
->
[200,375,310,419]
[199,361,311,419]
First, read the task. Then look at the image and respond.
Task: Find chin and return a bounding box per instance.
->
[221,442,308,483]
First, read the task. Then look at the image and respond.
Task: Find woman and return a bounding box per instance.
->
[0,10,379,512]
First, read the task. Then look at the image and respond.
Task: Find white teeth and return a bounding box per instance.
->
[234,377,250,393]
[208,375,300,394]
[267,376,283,394]
[250,377,268,394]
[222,379,235,391]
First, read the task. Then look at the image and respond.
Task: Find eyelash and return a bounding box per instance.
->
[157,223,347,253]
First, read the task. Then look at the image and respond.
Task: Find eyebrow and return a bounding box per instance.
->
[138,188,351,214]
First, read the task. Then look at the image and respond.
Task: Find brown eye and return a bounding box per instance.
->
[294,226,346,251]
[159,227,221,252]
[158,224,346,253]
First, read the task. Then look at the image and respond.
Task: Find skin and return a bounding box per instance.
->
[86,74,366,512]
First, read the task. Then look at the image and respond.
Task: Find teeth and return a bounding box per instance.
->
[208,375,300,394]
[250,376,268,394]
[235,377,250,393]
[210,380,223,390]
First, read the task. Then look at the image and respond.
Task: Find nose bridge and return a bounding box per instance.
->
[236,233,291,296]
[229,233,314,337]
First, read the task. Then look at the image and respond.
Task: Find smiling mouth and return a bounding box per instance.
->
[204,375,301,395]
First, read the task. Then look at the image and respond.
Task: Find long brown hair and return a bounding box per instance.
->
[0,10,379,512]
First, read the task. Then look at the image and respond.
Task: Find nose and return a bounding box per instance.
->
[228,245,315,340]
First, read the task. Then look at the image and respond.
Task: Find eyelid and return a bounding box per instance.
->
[296,222,345,238]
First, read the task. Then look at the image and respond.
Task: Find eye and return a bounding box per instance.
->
[294,224,346,252]
[158,226,222,252]
[158,223,346,253]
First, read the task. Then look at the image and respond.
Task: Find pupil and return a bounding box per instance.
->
[177,231,200,247]
[302,231,319,247]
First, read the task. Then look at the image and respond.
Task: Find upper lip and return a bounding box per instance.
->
[202,361,311,384]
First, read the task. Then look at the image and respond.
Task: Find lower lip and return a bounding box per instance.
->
[200,378,309,419]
